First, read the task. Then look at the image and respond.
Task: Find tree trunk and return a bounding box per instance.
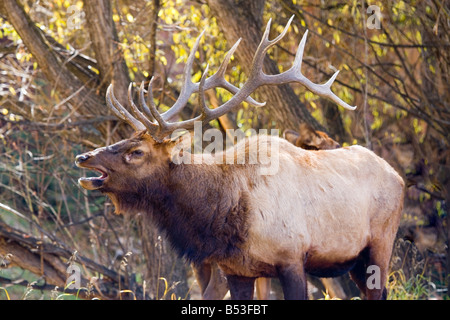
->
[83,0,130,105]
[206,0,322,132]
[322,99,348,143]
[1,0,105,119]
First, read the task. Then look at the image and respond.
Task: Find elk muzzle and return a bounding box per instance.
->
[75,152,109,190]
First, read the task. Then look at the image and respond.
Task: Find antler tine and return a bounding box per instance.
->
[198,64,213,119]
[143,77,169,128]
[127,83,159,134]
[138,81,155,121]
[207,38,266,108]
[106,84,146,131]
[260,27,357,110]
[161,31,265,121]
[108,16,355,141]
[248,16,294,82]
[263,16,294,50]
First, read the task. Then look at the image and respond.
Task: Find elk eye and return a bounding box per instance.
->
[132,150,143,156]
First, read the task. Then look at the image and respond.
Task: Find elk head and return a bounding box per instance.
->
[283,123,340,150]
[76,130,167,191]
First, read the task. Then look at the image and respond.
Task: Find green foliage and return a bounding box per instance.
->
[388,270,434,300]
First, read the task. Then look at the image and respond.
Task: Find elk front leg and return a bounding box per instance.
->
[277,264,307,300]
[192,263,212,297]
[226,275,256,300]
[202,263,228,300]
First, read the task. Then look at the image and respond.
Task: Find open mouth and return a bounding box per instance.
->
[79,168,108,181]
[78,166,109,190]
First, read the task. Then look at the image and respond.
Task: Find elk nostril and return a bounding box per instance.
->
[76,154,90,163]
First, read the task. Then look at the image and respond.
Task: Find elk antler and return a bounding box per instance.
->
[106,16,356,142]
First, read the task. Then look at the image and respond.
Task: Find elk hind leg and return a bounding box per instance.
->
[349,247,370,295]
[365,244,390,300]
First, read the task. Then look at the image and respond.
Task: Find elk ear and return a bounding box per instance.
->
[283,129,300,145]
[163,132,192,163]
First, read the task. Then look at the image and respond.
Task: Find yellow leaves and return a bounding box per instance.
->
[304,91,315,102]
[341,4,349,15]
[126,13,134,23]
[160,6,181,24]
[1,107,22,122]
[341,86,353,103]
[304,91,320,110]
[333,31,340,44]
[429,64,435,74]
[415,31,422,44]
[342,139,357,147]
[371,109,383,130]
[191,70,202,83]
[276,25,286,34]
[160,56,168,66]
[311,108,323,124]
[412,118,422,135]
[88,65,99,75]
[370,33,388,57]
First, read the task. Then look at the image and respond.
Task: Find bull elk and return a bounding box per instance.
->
[76,17,404,300]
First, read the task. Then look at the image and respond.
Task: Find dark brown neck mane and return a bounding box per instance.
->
[104,161,251,265]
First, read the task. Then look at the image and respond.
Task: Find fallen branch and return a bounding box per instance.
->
[0,219,144,299]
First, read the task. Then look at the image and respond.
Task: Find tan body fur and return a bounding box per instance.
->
[211,137,404,282]
[246,138,402,273]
